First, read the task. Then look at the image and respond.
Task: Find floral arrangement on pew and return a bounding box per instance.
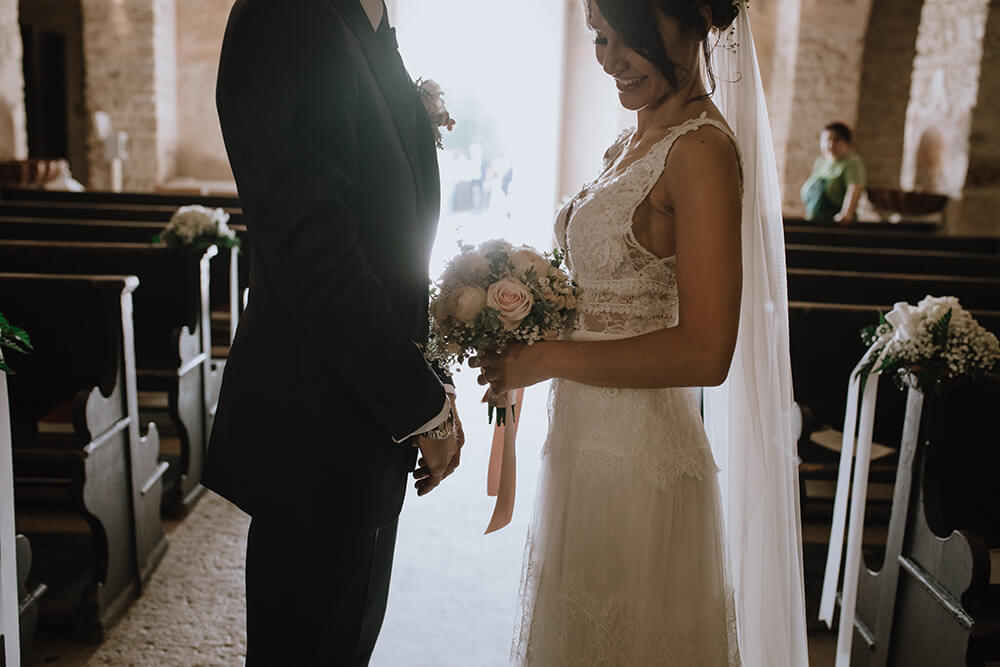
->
[0,313,32,375]
[425,240,578,423]
[858,295,1000,393]
[155,205,240,253]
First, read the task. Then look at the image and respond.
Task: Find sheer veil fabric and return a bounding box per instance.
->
[703,8,811,666]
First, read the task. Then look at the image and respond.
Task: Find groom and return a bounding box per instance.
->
[206,0,463,663]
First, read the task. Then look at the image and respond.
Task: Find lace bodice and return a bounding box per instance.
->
[555,113,740,338]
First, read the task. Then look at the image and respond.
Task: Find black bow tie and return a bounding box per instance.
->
[376,14,399,52]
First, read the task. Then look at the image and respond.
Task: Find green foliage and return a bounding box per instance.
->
[0,313,33,375]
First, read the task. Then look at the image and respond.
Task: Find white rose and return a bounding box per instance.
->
[479,239,513,256]
[917,295,961,323]
[487,278,534,330]
[442,252,491,284]
[510,247,550,280]
[885,302,922,343]
[444,285,487,324]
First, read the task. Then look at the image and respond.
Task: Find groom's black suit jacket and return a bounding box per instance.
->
[206,0,448,529]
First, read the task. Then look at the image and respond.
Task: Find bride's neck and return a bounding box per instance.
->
[635,75,708,137]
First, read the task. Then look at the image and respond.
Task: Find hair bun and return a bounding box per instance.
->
[710,0,739,30]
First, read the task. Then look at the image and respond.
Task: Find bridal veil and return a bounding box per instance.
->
[703,6,811,666]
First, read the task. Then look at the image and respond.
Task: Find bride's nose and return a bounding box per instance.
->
[601,41,631,77]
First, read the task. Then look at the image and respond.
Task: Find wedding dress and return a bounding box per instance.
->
[512,115,741,667]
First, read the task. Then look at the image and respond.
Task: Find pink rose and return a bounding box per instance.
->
[445,285,487,324]
[487,278,534,330]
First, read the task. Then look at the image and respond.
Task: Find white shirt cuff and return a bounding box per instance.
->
[442,383,456,396]
[394,395,451,443]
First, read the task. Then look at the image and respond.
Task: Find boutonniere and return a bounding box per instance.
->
[415,78,456,149]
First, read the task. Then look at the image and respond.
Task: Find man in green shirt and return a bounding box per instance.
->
[800,122,866,223]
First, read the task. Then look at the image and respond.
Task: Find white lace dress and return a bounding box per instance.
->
[512,115,741,666]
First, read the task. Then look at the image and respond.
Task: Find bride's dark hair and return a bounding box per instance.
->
[590,0,739,96]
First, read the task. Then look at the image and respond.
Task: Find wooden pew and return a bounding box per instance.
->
[0,199,243,225]
[784,223,1000,255]
[788,302,1000,521]
[849,377,1000,666]
[787,269,1000,312]
[0,187,240,209]
[0,273,167,640]
[0,216,247,349]
[0,241,220,516]
[786,244,1000,279]
[16,534,45,663]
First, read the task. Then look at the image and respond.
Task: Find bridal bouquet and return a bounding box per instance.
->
[426,240,578,422]
[156,205,239,252]
[858,295,1000,393]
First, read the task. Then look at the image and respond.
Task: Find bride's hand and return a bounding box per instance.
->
[471,343,550,395]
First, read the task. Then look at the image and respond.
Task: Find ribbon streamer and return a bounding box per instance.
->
[818,343,884,666]
[485,387,524,534]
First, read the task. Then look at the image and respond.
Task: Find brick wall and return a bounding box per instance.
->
[175,0,232,180]
[0,0,27,160]
[81,0,177,190]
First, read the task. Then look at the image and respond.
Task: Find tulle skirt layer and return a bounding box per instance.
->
[512,377,740,666]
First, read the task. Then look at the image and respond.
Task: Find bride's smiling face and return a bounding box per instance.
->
[588,0,704,112]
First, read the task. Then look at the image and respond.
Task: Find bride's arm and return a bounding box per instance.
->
[477,128,743,391]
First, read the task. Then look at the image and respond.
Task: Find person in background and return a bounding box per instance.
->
[801,121,866,223]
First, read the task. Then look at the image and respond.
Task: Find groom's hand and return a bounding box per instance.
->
[413,397,464,496]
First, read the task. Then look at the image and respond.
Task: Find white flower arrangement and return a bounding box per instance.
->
[158,205,239,252]
[859,295,1000,393]
[415,78,456,149]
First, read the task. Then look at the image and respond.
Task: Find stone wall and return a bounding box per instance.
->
[778,0,873,214]
[0,0,27,160]
[853,0,923,190]
[175,0,231,180]
[81,0,177,190]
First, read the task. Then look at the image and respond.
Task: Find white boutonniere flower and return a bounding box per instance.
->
[416,78,456,149]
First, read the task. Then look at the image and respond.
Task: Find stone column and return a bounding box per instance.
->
[775,0,873,214]
[853,0,923,190]
[958,1,1000,235]
[900,0,991,208]
[81,0,177,191]
[0,0,28,160]
[174,0,232,181]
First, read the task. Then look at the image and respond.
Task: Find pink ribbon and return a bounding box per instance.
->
[484,387,524,534]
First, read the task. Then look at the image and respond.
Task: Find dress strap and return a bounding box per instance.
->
[664,112,744,186]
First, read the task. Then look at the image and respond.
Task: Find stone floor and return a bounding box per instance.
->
[28,373,838,666]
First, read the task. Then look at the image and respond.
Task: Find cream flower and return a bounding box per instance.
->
[510,247,550,280]
[487,278,534,330]
[444,285,487,324]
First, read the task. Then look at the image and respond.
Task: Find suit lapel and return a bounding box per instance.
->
[329,0,423,202]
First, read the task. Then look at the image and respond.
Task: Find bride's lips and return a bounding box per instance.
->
[614,74,647,92]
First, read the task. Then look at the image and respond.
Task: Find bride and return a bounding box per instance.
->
[473,0,810,664]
